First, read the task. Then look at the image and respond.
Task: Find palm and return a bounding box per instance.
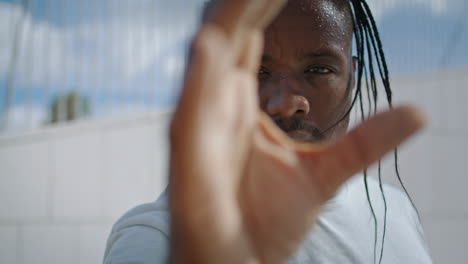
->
[169,0,425,263]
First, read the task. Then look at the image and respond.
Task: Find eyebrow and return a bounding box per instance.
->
[262,48,345,63]
[303,50,342,61]
[261,55,273,62]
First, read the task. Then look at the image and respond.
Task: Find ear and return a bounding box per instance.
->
[352,56,358,73]
[348,56,358,93]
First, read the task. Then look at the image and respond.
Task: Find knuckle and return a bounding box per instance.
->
[191,34,210,59]
[190,26,225,63]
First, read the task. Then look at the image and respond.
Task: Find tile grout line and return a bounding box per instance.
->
[99,124,107,221]
[46,136,55,222]
[16,223,23,264]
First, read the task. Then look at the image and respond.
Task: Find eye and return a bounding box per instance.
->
[258,66,271,80]
[306,66,332,74]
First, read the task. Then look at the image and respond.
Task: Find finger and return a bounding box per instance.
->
[206,0,287,38]
[205,0,286,72]
[237,29,264,73]
[313,105,426,193]
[177,26,230,112]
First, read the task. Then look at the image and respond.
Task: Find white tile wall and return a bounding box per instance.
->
[0,141,49,221]
[0,67,467,263]
[102,123,155,219]
[0,111,171,263]
[447,76,468,134]
[430,137,468,215]
[22,225,78,264]
[377,131,437,215]
[148,120,170,200]
[0,225,17,264]
[78,225,111,264]
[53,132,104,221]
[423,218,468,264]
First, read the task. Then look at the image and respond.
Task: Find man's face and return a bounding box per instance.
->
[259,0,355,142]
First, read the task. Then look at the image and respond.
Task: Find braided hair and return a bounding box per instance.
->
[317,1,419,263]
[351,1,419,263]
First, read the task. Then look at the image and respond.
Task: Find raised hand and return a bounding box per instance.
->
[168,0,425,263]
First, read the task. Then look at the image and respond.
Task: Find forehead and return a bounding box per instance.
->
[264,0,352,57]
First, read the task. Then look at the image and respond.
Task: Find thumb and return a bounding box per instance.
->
[297,105,426,198]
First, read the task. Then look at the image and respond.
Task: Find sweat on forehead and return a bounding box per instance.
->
[281,0,353,37]
[201,0,354,37]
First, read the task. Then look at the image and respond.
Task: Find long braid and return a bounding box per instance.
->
[361,8,389,263]
[295,1,418,263]
[362,14,389,264]
[350,1,420,264]
[359,89,378,263]
[351,4,378,264]
[361,1,392,105]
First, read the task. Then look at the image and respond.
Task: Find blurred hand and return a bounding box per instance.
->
[169,0,425,263]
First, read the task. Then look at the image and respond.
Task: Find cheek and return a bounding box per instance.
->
[306,79,350,123]
[258,84,271,110]
[308,78,347,108]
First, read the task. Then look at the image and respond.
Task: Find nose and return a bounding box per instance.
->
[266,92,310,118]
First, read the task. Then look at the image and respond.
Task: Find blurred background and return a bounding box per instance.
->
[0,0,467,263]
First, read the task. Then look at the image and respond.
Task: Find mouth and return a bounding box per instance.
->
[286,130,316,142]
[274,117,325,143]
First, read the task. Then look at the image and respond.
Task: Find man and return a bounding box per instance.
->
[104,0,432,263]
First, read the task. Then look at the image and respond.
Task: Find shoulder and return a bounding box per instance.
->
[343,175,415,214]
[103,189,171,263]
[292,175,432,263]
[341,175,422,230]
[342,175,432,263]
[111,189,170,234]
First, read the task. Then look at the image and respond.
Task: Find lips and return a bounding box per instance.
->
[274,117,325,142]
[286,130,315,142]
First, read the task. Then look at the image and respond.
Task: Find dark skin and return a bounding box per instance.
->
[260,1,356,142]
[170,0,425,263]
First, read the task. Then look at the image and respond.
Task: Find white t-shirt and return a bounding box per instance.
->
[103,175,432,263]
